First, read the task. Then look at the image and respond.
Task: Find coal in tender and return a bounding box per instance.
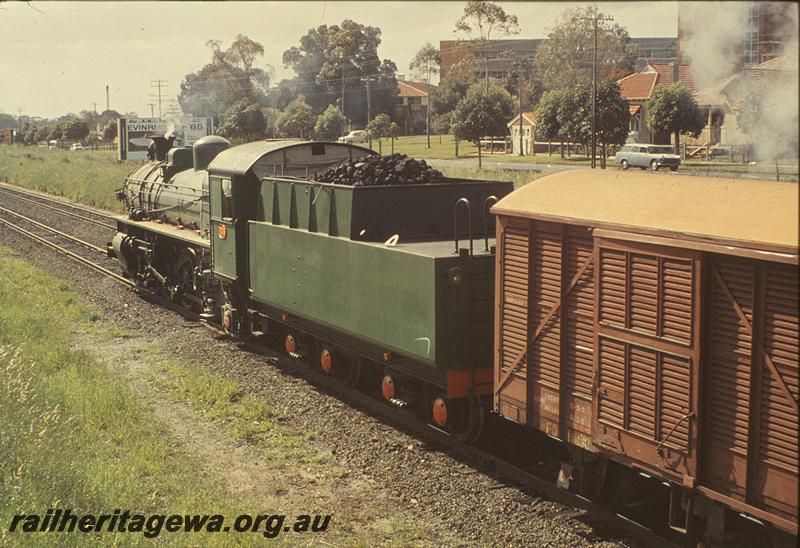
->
[317,153,445,186]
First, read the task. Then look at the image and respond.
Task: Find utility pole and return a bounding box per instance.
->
[150,79,168,119]
[581,12,613,169]
[518,73,524,156]
[149,103,155,118]
[106,85,110,112]
[361,76,378,149]
[92,103,98,148]
[16,107,23,131]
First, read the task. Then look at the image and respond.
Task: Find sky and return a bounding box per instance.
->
[0,1,679,119]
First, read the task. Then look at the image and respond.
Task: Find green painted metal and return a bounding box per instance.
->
[248,222,496,369]
[209,176,237,279]
[258,177,513,242]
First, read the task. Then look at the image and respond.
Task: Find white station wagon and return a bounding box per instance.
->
[615,144,681,171]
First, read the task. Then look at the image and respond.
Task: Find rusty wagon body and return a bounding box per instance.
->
[491,170,798,537]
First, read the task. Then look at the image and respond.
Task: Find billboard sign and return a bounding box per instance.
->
[0,129,14,145]
[118,117,213,161]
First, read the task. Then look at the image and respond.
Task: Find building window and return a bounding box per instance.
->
[744,3,759,66]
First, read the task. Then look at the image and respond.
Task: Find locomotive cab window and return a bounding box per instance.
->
[209,177,234,219]
[220,178,233,218]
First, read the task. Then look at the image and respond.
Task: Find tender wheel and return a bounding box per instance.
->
[319,347,361,386]
[620,159,629,170]
[432,394,486,443]
[650,159,660,171]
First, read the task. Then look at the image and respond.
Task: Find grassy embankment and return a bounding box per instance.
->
[0,147,132,212]
[0,246,316,546]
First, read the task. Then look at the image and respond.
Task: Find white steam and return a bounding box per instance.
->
[680,2,799,162]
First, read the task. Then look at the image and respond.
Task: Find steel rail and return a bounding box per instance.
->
[0,186,116,229]
[0,206,106,254]
[0,181,117,219]
[0,216,133,288]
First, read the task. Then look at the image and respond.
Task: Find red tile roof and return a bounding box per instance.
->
[649,63,697,93]
[618,71,658,101]
[397,80,436,97]
[506,112,536,128]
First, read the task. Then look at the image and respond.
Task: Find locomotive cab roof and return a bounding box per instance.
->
[207,140,377,178]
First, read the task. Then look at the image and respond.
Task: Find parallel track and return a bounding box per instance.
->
[0,182,117,229]
[0,192,676,548]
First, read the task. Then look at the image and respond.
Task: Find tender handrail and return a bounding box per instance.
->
[454,197,473,256]
[483,195,498,252]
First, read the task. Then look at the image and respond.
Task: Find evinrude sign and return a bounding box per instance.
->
[118,117,213,161]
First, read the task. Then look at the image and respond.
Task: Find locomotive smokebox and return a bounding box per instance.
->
[147,135,175,161]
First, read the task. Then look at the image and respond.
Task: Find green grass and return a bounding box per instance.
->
[0,246,265,546]
[0,147,134,211]
[435,165,543,189]
[149,359,321,464]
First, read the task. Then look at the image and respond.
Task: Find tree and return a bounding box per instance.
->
[314,105,347,141]
[388,121,401,154]
[534,5,634,91]
[102,120,118,142]
[410,43,441,149]
[455,1,520,91]
[261,106,279,138]
[276,96,315,139]
[366,113,392,153]
[595,80,630,167]
[556,85,591,155]
[283,20,398,125]
[535,89,568,156]
[452,82,515,167]
[179,36,270,120]
[62,119,89,142]
[647,83,704,154]
[217,100,267,142]
[430,56,481,116]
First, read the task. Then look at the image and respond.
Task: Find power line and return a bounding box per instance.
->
[581,13,615,169]
[150,79,168,119]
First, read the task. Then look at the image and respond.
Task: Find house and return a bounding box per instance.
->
[617,62,695,144]
[396,76,436,135]
[691,55,798,152]
[506,112,535,155]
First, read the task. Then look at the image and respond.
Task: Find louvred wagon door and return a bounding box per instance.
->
[701,256,798,527]
[593,238,701,484]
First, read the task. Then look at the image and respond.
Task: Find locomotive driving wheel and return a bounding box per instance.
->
[169,248,200,310]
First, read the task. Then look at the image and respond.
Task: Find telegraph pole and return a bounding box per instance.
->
[518,73,524,156]
[361,76,378,149]
[106,85,110,112]
[149,103,155,118]
[16,107,23,131]
[150,79,168,119]
[582,12,613,169]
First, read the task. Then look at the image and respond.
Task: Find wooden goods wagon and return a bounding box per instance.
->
[491,170,798,537]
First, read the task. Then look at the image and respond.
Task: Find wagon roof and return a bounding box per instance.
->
[492,170,798,257]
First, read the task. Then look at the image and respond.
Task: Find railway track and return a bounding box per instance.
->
[0,201,132,288]
[0,191,677,547]
[0,182,117,229]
